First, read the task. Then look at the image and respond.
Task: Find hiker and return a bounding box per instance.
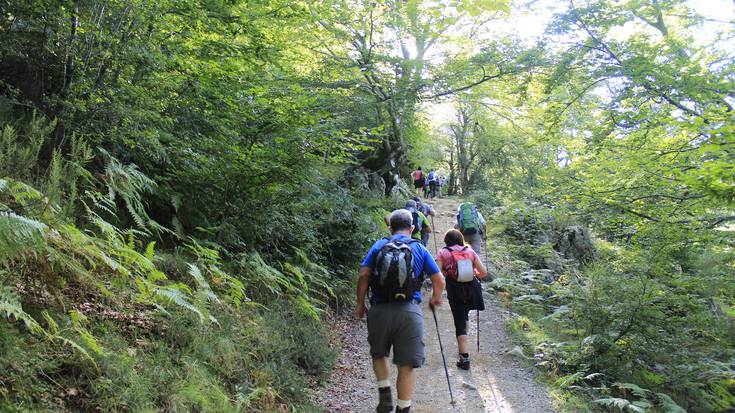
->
[427,169,437,198]
[356,209,446,413]
[411,167,424,196]
[405,199,431,246]
[436,229,487,370]
[437,174,446,197]
[455,202,487,255]
[412,197,435,247]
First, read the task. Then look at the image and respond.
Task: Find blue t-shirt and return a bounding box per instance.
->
[361,234,441,303]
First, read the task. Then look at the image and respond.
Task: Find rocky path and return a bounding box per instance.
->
[316,198,556,413]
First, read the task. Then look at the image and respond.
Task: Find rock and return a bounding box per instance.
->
[507,346,531,360]
[555,225,596,263]
[390,174,411,198]
[520,269,556,284]
[368,172,386,194]
[462,380,477,390]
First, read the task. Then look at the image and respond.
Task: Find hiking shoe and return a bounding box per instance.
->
[376,387,393,413]
[395,407,411,413]
[457,353,470,370]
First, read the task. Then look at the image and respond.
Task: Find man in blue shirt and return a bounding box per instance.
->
[356,209,445,413]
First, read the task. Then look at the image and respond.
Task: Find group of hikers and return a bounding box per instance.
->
[357,196,489,412]
[411,167,445,199]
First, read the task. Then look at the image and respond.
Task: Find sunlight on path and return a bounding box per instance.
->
[409,196,554,413]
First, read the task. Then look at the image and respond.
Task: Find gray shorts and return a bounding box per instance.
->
[463,231,483,256]
[367,302,425,367]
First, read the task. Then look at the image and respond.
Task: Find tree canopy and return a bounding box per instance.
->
[0,0,733,411]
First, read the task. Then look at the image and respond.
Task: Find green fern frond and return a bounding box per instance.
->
[656,393,687,413]
[98,149,169,234]
[155,285,204,323]
[0,286,43,334]
[0,211,46,260]
[188,263,220,304]
[616,382,652,399]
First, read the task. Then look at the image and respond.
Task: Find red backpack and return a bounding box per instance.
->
[442,246,475,282]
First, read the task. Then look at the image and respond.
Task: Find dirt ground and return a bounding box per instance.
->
[316,197,557,413]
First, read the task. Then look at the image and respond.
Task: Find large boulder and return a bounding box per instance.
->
[368,172,386,195]
[554,225,596,264]
[389,173,411,198]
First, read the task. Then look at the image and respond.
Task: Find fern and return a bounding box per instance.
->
[188,263,220,304]
[98,149,168,234]
[0,113,55,181]
[656,393,686,413]
[155,284,204,323]
[0,289,98,370]
[0,286,43,334]
[0,211,46,260]
[616,382,652,399]
[594,397,640,412]
[555,371,585,389]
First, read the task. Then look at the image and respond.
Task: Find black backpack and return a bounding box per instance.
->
[370,238,422,302]
[407,208,422,237]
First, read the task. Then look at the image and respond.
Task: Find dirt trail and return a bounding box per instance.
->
[317,198,556,413]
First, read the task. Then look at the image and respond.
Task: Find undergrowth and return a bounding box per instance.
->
[486,201,735,413]
[0,116,385,412]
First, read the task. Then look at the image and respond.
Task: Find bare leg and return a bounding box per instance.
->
[457,334,468,354]
[396,365,416,401]
[373,357,390,381]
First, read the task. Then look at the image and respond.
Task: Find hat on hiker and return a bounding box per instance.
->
[405,199,417,209]
[411,196,422,204]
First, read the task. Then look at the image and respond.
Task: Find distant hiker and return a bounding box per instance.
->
[427,169,437,198]
[405,199,431,246]
[412,197,435,247]
[455,202,487,255]
[437,174,446,197]
[436,229,487,370]
[356,209,446,413]
[412,167,424,196]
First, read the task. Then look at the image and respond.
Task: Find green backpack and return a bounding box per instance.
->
[457,203,480,235]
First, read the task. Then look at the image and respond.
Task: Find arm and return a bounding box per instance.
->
[473,254,488,279]
[428,272,445,308]
[422,214,432,232]
[356,266,371,319]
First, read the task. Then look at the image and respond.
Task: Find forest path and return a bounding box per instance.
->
[316,197,556,413]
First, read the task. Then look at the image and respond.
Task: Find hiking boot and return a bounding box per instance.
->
[457,353,470,370]
[395,407,411,413]
[376,387,393,413]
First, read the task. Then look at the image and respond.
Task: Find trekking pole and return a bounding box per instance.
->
[431,306,455,405]
[430,215,439,255]
[477,308,480,353]
[479,237,491,353]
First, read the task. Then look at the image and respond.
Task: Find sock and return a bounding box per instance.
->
[397,399,411,408]
[378,385,392,409]
[377,379,390,389]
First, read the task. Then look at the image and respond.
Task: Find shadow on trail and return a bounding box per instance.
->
[315,197,556,413]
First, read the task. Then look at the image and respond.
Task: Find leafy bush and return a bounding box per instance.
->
[490,199,735,412]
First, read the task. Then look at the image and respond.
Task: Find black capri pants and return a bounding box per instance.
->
[446,278,485,337]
